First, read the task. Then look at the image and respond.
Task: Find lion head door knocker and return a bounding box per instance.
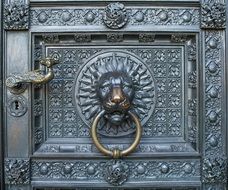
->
[76,51,156,159]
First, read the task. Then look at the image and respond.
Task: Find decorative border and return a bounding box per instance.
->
[0,0,3,188]
[200,0,227,187]
[202,29,227,185]
[31,159,200,182]
[29,188,199,190]
[30,7,199,27]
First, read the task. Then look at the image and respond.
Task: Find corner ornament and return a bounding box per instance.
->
[202,157,227,183]
[103,2,129,29]
[4,3,29,30]
[201,2,226,29]
[5,158,30,184]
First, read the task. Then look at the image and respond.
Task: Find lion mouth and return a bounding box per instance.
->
[112,111,122,115]
[105,111,126,125]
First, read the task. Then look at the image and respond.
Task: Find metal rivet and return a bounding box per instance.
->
[135,12,144,22]
[208,61,218,73]
[182,12,192,22]
[87,165,95,175]
[86,12,95,22]
[40,164,48,175]
[38,11,48,23]
[160,164,169,173]
[184,164,193,174]
[209,39,217,49]
[159,12,168,21]
[208,111,217,122]
[209,136,218,147]
[63,164,72,174]
[137,165,145,174]
[62,12,72,22]
[209,87,218,98]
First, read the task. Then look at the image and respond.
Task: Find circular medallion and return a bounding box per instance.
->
[103,3,128,29]
[104,160,129,186]
[75,50,156,137]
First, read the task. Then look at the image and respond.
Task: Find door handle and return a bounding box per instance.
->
[5,58,58,91]
[91,110,142,159]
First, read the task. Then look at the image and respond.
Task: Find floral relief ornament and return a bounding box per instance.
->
[201,2,226,29]
[103,2,129,29]
[104,160,130,186]
[4,3,29,30]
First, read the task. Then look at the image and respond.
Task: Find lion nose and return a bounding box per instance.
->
[111,87,124,104]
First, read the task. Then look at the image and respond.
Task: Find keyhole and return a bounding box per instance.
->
[14,100,19,110]
[8,97,27,117]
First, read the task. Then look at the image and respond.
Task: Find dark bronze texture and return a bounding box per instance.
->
[1,1,227,189]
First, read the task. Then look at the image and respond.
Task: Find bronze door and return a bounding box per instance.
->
[1,1,227,190]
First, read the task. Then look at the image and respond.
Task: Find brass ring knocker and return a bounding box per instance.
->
[91,110,142,159]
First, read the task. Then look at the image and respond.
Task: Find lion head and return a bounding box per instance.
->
[97,71,135,125]
[76,51,156,136]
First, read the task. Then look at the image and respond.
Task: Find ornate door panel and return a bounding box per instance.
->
[1,0,227,190]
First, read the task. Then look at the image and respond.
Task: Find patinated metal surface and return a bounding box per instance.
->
[1,0,227,190]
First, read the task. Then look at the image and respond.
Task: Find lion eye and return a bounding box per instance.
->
[100,85,110,94]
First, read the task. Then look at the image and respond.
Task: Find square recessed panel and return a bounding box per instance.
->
[32,33,198,155]
[47,46,183,138]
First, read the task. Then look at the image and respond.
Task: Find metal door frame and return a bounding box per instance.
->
[0,1,4,189]
[0,0,227,189]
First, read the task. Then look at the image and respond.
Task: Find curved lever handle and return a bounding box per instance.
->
[6,58,58,89]
[91,110,142,159]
